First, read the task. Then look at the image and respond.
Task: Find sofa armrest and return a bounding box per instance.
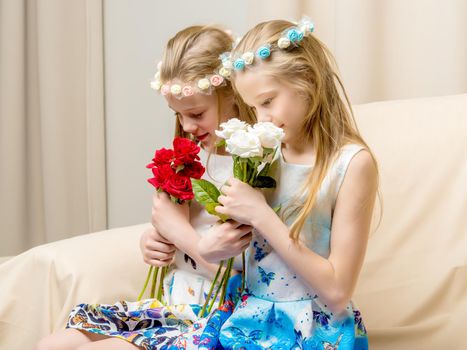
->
[0,256,12,264]
[0,223,152,348]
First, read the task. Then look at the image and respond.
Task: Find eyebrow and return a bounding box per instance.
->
[254,90,275,100]
[168,105,204,113]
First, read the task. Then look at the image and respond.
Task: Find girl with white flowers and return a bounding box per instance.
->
[36,25,255,350]
[197,19,379,349]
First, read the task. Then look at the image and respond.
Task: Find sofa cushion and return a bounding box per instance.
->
[352,94,467,349]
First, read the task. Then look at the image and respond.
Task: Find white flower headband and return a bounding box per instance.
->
[229,17,315,72]
[150,54,234,99]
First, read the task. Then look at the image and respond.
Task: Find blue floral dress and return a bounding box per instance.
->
[218,144,369,350]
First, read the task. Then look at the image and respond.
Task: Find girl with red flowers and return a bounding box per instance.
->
[36,26,255,350]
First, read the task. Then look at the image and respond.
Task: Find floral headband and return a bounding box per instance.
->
[150,53,234,99]
[228,17,315,71]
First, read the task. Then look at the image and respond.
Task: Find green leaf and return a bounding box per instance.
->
[191,179,229,221]
[215,139,226,148]
[191,179,221,204]
[233,163,243,180]
[258,163,270,177]
[253,176,276,188]
[205,203,230,222]
[272,204,282,214]
[247,156,263,163]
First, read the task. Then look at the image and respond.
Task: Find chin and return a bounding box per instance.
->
[200,137,214,149]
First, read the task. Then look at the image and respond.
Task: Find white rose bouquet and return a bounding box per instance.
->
[192,118,284,317]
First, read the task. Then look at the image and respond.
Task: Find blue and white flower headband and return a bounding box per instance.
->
[228,17,315,72]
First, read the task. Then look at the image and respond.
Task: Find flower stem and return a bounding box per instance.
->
[150,266,159,298]
[137,266,153,301]
[218,258,234,308]
[199,260,224,317]
[241,251,246,292]
[156,266,166,302]
[208,269,227,314]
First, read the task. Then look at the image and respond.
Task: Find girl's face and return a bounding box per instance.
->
[165,92,234,149]
[234,68,309,149]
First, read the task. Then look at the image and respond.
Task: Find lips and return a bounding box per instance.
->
[195,133,209,142]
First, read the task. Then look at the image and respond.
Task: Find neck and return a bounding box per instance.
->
[202,144,229,156]
[281,140,315,164]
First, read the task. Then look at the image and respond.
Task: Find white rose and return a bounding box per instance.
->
[170,84,182,95]
[242,52,255,65]
[248,122,285,149]
[197,78,211,90]
[222,59,233,69]
[215,118,248,139]
[226,130,263,158]
[150,80,162,91]
[219,67,231,78]
[277,37,291,49]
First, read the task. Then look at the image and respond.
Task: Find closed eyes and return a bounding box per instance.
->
[261,98,273,107]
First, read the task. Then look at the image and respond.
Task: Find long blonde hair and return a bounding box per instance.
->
[159,25,256,139]
[232,20,380,241]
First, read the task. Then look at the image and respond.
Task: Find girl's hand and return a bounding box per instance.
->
[151,191,190,240]
[140,227,176,267]
[198,220,252,263]
[215,178,269,226]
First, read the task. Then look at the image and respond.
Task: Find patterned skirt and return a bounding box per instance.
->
[66,275,242,350]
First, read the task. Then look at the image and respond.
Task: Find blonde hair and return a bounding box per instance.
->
[232,20,380,241]
[159,25,256,140]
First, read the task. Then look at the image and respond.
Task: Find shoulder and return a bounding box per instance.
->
[346,149,378,185]
[337,148,378,205]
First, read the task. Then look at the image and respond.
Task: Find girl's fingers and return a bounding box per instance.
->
[241,241,251,251]
[224,220,244,229]
[217,195,227,205]
[215,205,226,214]
[146,250,174,261]
[146,241,176,253]
[227,177,241,186]
[238,225,253,234]
[146,258,173,267]
[239,232,253,245]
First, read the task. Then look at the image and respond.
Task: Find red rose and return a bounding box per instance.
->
[180,161,205,179]
[147,164,174,189]
[173,137,200,165]
[156,148,175,164]
[164,172,194,200]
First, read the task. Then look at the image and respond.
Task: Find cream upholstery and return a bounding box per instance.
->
[0,94,466,349]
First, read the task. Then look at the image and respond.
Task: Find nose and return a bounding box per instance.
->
[181,117,198,134]
[256,110,272,123]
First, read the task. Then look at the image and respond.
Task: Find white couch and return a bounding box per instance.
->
[1,94,466,349]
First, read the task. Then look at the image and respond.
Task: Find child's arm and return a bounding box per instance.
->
[151,191,234,277]
[140,227,176,267]
[217,150,378,314]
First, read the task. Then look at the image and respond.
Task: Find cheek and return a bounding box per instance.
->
[202,110,220,133]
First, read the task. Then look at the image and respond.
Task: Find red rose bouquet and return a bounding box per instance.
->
[137,137,205,302]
